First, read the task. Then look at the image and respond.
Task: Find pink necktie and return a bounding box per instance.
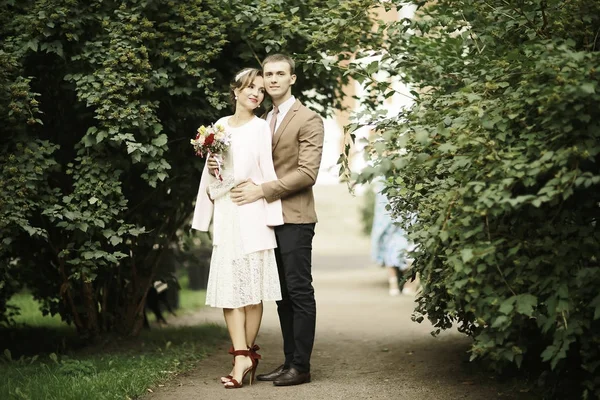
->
[269,105,279,135]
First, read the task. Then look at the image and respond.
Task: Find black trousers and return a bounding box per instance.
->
[274,223,316,373]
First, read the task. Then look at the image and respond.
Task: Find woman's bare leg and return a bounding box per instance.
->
[244,302,263,347]
[387,266,400,296]
[221,308,235,382]
[222,308,253,386]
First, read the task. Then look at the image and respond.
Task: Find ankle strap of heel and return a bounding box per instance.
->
[228,345,261,360]
[249,344,262,360]
[231,349,251,357]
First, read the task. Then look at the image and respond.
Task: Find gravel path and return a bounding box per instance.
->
[146,185,535,400]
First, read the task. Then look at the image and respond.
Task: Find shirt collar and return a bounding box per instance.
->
[274,95,296,116]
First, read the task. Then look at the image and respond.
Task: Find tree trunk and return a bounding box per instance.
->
[81,277,99,338]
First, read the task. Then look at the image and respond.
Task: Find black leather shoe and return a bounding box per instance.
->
[273,367,311,386]
[256,364,288,381]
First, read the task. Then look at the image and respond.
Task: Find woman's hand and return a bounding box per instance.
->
[206,154,221,177]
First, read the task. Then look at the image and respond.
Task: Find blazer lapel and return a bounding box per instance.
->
[272,100,301,150]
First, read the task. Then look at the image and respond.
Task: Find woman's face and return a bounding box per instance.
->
[235,76,265,111]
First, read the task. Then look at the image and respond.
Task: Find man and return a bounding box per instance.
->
[210,54,324,386]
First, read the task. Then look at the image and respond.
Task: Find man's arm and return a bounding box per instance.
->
[261,113,324,202]
[230,113,324,206]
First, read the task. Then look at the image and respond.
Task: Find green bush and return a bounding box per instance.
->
[346,0,600,397]
[0,0,382,336]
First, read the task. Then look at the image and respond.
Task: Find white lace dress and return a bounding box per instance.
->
[204,150,282,309]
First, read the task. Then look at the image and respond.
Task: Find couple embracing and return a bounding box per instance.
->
[192,54,324,389]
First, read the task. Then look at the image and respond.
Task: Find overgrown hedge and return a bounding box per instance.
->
[347,1,600,397]
[0,0,382,337]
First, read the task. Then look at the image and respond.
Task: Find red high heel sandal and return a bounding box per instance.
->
[221,345,261,383]
[221,344,262,384]
[223,349,257,389]
[249,344,262,368]
[220,346,235,383]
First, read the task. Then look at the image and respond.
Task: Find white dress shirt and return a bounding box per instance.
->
[266,95,296,133]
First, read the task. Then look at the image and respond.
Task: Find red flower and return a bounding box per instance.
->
[204,133,215,147]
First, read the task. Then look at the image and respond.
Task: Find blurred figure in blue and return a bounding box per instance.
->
[370,189,414,296]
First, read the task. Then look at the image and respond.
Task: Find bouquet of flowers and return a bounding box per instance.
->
[191,123,230,181]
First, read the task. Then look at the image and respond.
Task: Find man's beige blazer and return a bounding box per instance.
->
[261,99,324,224]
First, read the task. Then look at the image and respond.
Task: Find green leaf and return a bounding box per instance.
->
[499,297,515,314]
[439,230,449,241]
[438,142,457,153]
[82,135,96,147]
[414,128,429,144]
[492,315,508,328]
[152,134,168,147]
[26,40,39,52]
[580,82,595,94]
[461,248,474,263]
[515,294,537,317]
[366,61,379,75]
[481,119,495,130]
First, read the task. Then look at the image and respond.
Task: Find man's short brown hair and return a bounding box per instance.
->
[262,54,295,75]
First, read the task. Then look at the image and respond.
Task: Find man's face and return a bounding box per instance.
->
[263,61,296,100]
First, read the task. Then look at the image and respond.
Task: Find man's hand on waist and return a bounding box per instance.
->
[230,179,265,205]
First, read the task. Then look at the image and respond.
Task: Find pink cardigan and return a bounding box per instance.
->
[191,117,283,254]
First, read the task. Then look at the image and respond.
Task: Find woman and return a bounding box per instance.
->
[192,68,283,389]
[370,189,413,296]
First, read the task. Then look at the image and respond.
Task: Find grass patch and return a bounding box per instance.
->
[1,324,228,400]
[8,292,67,328]
[1,282,227,400]
[3,294,81,357]
[176,275,207,313]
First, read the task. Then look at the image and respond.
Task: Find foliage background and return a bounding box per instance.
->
[347,0,600,398]
[0,0,382,337]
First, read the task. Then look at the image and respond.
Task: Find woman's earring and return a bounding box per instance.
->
[235,95,238,100]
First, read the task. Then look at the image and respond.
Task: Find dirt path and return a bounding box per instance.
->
[147,185,534,400]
